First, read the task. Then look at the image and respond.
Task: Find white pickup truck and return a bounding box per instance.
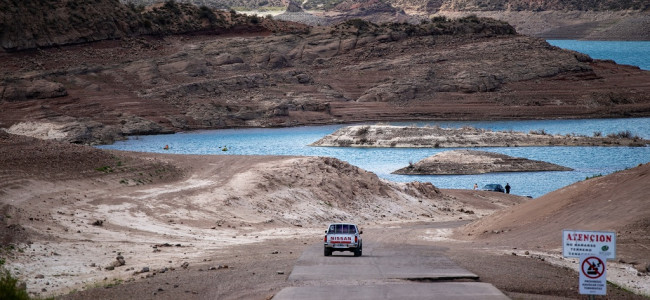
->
[323,223,363,257]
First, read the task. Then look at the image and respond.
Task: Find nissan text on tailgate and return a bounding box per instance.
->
[324,223,363,257]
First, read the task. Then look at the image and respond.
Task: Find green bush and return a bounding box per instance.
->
[0,268,30,300]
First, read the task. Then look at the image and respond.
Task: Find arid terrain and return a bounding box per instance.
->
[0,131,522,298]
[1,131,648,299]
[1,0,649,299]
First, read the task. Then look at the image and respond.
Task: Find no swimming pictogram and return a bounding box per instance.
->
[581,256,605,279]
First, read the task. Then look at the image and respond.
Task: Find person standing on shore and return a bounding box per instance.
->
[473,183,478,190]
[505,183,511,194]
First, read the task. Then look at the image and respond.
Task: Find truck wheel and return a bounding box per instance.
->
[324,247,331,256]
[354,248,361,257]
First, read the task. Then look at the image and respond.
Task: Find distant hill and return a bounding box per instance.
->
[120,0,649,12]
[437,0,649,11]
[117,0,649,40]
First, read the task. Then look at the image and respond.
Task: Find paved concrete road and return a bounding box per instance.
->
[274,223,510,300]
[274,283,508,300]
[288,243,478,281]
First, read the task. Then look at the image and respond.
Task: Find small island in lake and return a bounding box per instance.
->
[310,125,649,148]
[393,150,573,175]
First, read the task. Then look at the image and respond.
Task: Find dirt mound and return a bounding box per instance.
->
[205,156,468,225]
[455,162,650,266]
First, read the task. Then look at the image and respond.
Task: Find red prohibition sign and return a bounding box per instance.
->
[582,256,605,279]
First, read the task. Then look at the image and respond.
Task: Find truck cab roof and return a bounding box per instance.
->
[327,223,359,234]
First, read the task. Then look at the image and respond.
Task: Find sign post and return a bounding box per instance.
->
[563,230,616,298]
[562,230,616,259]
[579,255,607,296]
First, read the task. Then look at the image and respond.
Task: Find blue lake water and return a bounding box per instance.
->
[99,118,650,198]
[546,40,650,70]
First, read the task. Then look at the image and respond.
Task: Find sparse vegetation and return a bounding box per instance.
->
[199,5,219,23]
[606,130,638,139]
[356,126,370,136]
[95,166,113,173]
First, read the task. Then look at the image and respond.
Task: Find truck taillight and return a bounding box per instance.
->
[324,235,327,242]
[355,236,358,243]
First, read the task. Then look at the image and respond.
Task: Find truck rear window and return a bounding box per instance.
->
[328,224,357,234]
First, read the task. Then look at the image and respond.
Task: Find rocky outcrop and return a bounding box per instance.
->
[311,125,650,148]
[393,150,572,175]
[3,115,173,145]
[4,121,123,145]
[1,79,67,101]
